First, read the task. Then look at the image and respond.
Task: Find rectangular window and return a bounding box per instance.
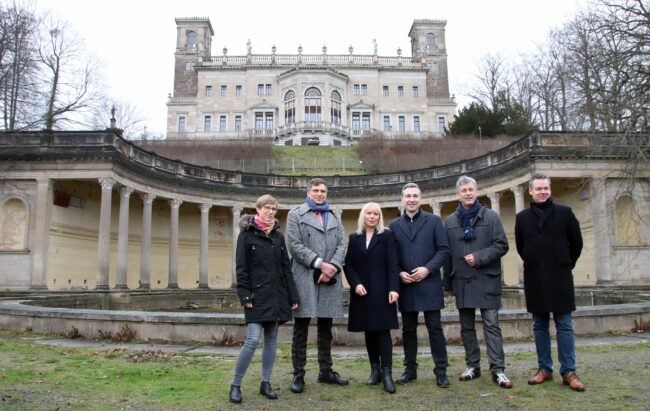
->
[235,115,242,132]
[220,85,227,97]
[383,116,391,132]
[353,84,360,95]
[352,113,360,129]
[438,116,446,133]
[398,86,404,97]
[205,85,212,96]
[413,116,421,132]
[412,86,419,97]
[203,115,212,132]
[236,85,243,96]
[257,84,264,95]
[265,112,273,129]
[219,115,226,132]
[398,116,405,132]
[383,86,389,97]
[265,84,272,95]
[362,113,370,130]
[361,84,367,95]
[178,116,186,132]
[255,113,263,129]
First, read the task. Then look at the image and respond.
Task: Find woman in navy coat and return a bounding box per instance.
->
[344,202,400,393]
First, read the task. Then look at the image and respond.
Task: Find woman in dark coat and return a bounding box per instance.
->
[229,195,300,404]
[344,202,400,393]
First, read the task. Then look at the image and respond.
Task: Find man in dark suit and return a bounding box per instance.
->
[515,173,585,392]
[389,182,451,387]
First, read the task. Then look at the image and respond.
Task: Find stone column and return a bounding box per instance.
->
[589,178,611,283]
[488,192,502,215]
[115,186,133,290]
[95,178,115,290]
[31,179,53,290]
[168,198,182,289]
[231,205,243,288]
[511,185,525,285]
[139,193,155,289]
[199,203,212,289]
[430,201,441,216]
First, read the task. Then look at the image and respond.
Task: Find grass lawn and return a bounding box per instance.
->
[270,146,364,175]
[0,330,648,410]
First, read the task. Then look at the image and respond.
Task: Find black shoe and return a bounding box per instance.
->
[381,367,396,394]
[229,384,242,403]
[317,370,349,385]
[259,381,278,400]
[397,369,417,384]
[367,363,382,385]
[290,375,304,393]
[436,374,450,388]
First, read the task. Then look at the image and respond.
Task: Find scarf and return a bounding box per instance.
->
[254,214,274,235]
[456,200,481,241]
[306,197,331,231]
[531,197,554,229]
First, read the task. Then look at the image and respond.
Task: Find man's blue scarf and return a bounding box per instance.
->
[456,200,481,241]
[306,197,331,231]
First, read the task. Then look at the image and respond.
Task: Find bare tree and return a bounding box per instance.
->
[468,53,509,110]
[39,18,103,131]
[89,98,147,139]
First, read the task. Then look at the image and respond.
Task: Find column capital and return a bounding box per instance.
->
[119,186,134,197]
[99,178,116,191]
[232,204,243,215]
[169,198,182,209]
[200,203,212,213]
[140,192,156,204]
[488,191,502,201]
[511,185,525,198]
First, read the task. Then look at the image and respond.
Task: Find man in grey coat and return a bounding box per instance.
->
[286,178,347,393]
[443,176,512,388]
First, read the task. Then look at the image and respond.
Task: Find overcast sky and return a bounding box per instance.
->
[37,0,588,135]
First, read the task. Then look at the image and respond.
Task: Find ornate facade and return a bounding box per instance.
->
[166,17,456,145]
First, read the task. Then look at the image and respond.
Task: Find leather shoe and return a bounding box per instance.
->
[259,381,278,399]
[436,374,450,388]
[528,368,553,385]
[396,370,417,384]
[290,375,304,393]
[367,363,382,385]
[318,370,349,385]
[381,367,396,394]
[562,372,585,392]
[229,384,242,404]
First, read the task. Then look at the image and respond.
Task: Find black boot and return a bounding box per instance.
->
[382,367,396,394]
[367,363,382,385]
[290,374,305,393]
[229,384,242,403]
[259,381,278,400]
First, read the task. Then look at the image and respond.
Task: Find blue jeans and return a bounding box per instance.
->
[232,322,278,386]
[532,312,576,376]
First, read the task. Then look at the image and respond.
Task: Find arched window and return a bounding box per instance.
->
[330,90,341,125]
[0,198,28,251]
[284,91,296,124]
[304,87,322,123]
[615,196,645,246]
[186,31,197,51]
[426,33,436,51]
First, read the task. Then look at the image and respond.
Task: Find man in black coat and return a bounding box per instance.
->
[389,182,451,388]
[515,173,585,392]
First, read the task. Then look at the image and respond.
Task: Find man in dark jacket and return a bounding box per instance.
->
[443,176,512,388]
[389,182,451,387]
[515,173,585,392]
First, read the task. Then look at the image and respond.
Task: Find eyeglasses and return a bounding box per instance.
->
[261,205,277,212]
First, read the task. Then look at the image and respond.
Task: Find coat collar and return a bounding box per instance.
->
[353,230,383,254]
[394,210,428,239]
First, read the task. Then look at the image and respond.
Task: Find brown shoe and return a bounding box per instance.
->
[528,369,553,385]
[562,372,585,392]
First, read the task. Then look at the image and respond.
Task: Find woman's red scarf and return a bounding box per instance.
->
[254,214,274,235]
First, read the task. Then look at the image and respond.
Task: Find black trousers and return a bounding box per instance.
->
[292,317,333,376]
[365,330,393,368]
[401,310,448,375]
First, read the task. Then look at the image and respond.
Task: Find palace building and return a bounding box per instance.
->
[166,17,456,145]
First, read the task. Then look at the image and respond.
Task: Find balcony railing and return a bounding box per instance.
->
[208,54,423,68]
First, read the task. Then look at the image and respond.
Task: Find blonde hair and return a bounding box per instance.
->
[356,202,386,234]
